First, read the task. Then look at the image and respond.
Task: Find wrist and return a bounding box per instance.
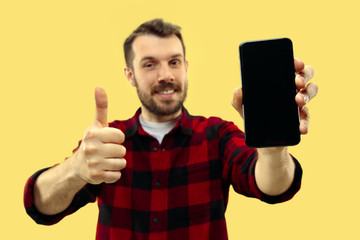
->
[256,147,293,168]
[257,146,288,159]
[66,151,88,187]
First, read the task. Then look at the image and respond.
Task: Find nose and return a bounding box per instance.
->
[157,64,174,82]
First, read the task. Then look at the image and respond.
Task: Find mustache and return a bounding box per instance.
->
[152,82,180,93]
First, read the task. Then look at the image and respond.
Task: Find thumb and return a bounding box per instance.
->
[94,87,108,127]
[232,87,244,118]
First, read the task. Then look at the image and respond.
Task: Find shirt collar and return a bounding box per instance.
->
[124,107,193,139]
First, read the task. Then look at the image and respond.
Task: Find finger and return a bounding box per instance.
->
[103,171,122,184]
[100,144,127,159]
[295,82,319,108]
[101,158,127,171]
[94,87,108,127]
[294,57,305,73]
[84,127,125,144]
[232,88,244,118]
[299,106,310,134]
[296,65,315,86]
[83,141,126,159]
[99,128,125,144]
[295,73,306,90]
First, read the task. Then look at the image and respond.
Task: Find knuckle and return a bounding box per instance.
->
[89,170,103,182]
[84,144,98,155]
[87,158,100,168]
[84,129,95,139]
[104,172,121,184]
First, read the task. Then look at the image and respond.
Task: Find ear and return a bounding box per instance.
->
[124,66,136,87]
[185,60,189,72]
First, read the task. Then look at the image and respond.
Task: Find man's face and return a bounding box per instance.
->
[125,34,188,121]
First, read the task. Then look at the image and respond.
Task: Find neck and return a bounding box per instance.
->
[140,106,182,123]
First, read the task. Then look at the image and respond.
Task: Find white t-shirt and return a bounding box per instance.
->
[139,114,179,144]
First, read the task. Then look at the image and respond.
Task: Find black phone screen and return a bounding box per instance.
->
[239,38,300,148]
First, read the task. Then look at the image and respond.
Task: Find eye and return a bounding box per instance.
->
[170,59,181,66]
[144,62,155,68]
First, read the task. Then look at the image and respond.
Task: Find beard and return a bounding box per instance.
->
[134,78,188,117]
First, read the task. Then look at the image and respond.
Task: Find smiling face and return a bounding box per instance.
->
[124,34,188,122]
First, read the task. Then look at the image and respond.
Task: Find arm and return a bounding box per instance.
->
[254,147,295,196]
[232,58,318,196]
[33,152,86,215]
[218,119,302,204]
[32,87,126,215]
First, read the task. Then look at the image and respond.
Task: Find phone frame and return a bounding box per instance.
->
[239,38,300,148]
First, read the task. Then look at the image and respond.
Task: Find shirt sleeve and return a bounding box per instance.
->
[219,121,303,204]
[23,167,100,225]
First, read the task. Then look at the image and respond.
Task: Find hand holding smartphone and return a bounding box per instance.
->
[239,38,300,148]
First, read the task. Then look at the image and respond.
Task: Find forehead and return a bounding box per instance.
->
[132,34,184,62]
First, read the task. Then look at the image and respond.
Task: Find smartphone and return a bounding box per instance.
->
[239,38,300,148]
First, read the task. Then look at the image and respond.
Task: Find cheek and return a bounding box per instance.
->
[177,71,188,86]
[137,72,157,88]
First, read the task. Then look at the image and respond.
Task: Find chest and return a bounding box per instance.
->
[99,131,225,209]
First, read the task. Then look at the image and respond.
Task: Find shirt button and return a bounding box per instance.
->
[153,218,159,224]
[155,181,161,188]
[152,147,158,152]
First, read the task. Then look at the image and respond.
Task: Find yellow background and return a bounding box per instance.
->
[1,0,359,239]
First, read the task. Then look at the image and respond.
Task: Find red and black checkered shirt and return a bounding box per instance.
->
[24,108,302,240]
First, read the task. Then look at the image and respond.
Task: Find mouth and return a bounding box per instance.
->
[153,82,179,98]
[157,89,175,95]
[155,88,177,100]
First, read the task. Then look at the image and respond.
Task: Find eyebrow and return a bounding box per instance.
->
[140,54,184,63]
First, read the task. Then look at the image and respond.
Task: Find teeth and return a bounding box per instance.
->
[159,90,174,94]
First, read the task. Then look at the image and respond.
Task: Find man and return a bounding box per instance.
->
[24,19,318,239]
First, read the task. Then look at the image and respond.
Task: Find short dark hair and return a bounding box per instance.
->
[123,18,186,70]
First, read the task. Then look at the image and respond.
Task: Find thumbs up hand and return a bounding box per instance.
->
[74,87,126,185]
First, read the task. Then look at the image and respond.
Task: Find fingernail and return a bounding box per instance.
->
[302,94,309,103]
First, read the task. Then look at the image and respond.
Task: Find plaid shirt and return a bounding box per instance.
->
[24,108,302,240]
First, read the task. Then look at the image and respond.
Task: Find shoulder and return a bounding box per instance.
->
[185,111,243,137]
[183,108,228,126]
